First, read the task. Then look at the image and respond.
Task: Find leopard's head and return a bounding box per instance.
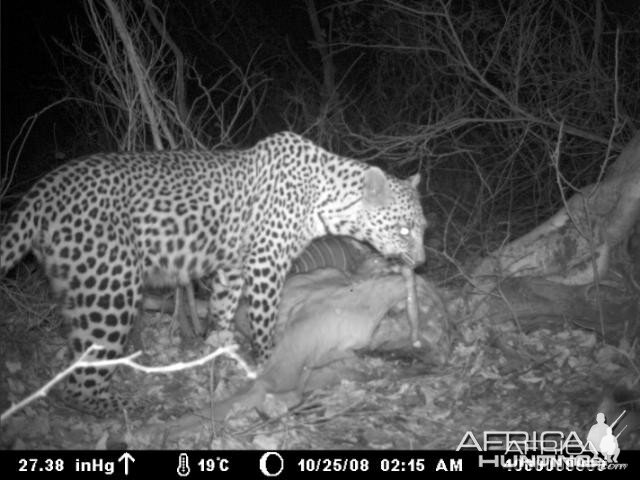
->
[356,167,427,266]
[319,166,428,266]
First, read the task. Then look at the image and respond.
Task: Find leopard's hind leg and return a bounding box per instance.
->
[44,226,142,416]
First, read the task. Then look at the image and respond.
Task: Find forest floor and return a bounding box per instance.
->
[1,267,639,451]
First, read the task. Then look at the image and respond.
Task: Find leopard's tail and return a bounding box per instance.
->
[0,197,40,277]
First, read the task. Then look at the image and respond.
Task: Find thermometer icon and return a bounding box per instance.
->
[177,453,191,477]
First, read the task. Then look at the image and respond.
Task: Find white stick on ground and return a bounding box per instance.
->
[0,344,255,423]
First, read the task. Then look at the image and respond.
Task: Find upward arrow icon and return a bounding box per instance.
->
[118,452,135,476]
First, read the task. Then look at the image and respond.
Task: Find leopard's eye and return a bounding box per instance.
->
[399,226,410,236]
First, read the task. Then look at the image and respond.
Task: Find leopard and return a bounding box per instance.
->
[0,131,428,416]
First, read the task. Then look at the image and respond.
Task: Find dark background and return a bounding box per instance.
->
[2,0,639,249]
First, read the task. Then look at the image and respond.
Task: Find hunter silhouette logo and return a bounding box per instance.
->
[586,411,626,463]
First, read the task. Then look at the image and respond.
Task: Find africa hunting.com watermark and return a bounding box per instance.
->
[456,410,629,471]
[478,454,624,471]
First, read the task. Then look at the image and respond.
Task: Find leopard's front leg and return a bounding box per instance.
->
[208,268,244,346]
[244,257,287,363]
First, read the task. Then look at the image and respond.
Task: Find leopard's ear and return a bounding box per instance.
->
[362,167,391,207]
[409,173,421,189]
